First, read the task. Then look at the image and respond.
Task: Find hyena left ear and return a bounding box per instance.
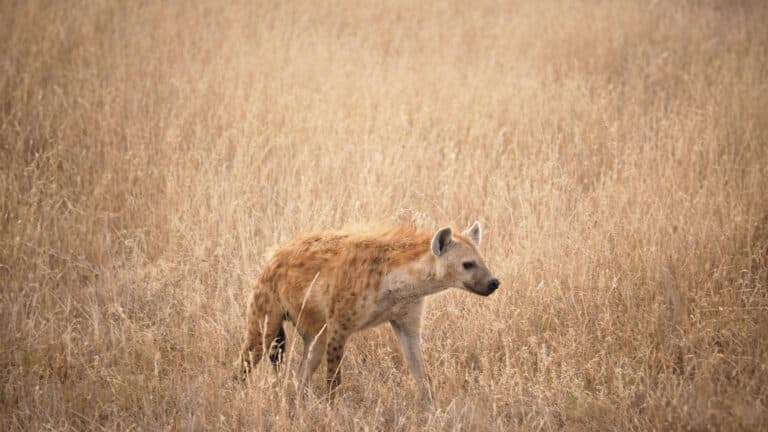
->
[463,221,482,245]
[431,227,453,256]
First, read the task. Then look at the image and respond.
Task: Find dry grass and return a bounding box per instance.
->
[2,0,768,430]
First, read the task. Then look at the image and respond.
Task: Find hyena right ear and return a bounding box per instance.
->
[431,227,453,256]
[463,221,481,245]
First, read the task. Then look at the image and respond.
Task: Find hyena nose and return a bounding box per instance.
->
[487,278,500,293]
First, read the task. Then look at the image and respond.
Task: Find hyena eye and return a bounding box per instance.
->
[462,261,476,270]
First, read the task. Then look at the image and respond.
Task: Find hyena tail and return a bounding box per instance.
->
[237,286,285,379]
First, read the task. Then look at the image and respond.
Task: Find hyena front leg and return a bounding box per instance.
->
[390,301,433,404]
[325,325,349,397]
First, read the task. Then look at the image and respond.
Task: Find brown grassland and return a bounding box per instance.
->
[2,0,768,430]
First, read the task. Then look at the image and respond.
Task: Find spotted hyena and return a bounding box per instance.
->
[237,221,500,401]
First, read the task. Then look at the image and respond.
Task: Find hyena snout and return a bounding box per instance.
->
[465,276,501,296]
[477,277,500,296]
[487,278,500,294]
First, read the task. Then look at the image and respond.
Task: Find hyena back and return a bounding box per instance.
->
[237,222,500,400]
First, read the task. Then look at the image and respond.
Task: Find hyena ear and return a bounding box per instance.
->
[463,221,482,245]
[431,227,453,256]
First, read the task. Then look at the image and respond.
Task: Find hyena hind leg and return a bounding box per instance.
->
[236,290,283,380]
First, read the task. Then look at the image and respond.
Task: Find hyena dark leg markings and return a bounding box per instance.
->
[238,289,283,378]
[268,325,286,366]
[325,326,349,397]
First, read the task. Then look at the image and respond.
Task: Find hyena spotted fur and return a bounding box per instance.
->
[237,221,500,400]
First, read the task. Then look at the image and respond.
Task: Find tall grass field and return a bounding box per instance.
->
[1,0,767,430]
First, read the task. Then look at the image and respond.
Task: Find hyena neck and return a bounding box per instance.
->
[388,252,452,299]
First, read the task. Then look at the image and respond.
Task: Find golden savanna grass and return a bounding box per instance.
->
[2,0,767,430]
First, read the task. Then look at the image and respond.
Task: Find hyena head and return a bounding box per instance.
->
[430,221,500,296]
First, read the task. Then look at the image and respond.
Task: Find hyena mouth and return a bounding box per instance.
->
[463,282,496,297]
[463,282,489,296]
